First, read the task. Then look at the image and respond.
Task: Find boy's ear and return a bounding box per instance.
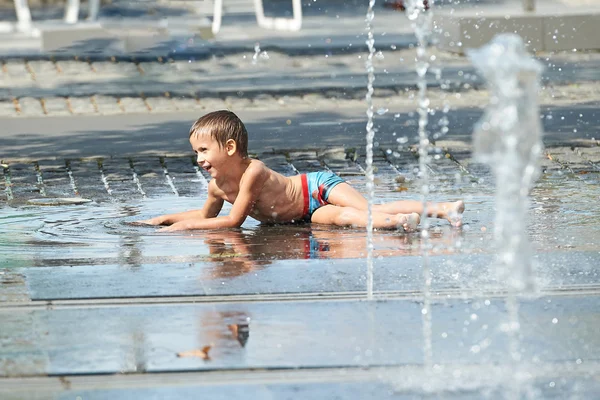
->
[225,139,237,156]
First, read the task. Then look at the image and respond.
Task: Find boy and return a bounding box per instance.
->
[140,110,464,232]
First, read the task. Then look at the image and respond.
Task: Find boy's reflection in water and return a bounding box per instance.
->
[201,224,463,280]
[195,225,461,356]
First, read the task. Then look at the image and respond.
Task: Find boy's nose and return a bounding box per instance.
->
[196,154,204,164]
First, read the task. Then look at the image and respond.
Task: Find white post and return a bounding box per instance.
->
[64,0,80,23]
[13,0,32,32]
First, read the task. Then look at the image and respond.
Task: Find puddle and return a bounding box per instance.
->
[1,176,598,271]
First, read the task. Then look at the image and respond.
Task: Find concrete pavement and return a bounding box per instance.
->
[1,1,600,398]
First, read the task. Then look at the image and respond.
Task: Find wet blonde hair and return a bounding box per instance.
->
[189,110,249,158]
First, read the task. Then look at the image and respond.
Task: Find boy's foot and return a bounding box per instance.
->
[445,200,465,227]
[398,212,420,232]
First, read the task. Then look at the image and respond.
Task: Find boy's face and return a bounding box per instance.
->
[190,134,233,178]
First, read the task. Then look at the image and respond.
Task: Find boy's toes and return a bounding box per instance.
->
[402,212,420,232]
[447,200,465,227]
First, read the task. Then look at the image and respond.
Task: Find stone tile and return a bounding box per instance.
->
[145,97,177,113]
[91,61,141,77]
[92,95,122,115]
[196,98,228,110]
[68,97,97,115]
[119,97,150,113]
[171,97,200,111]
[17,97,45,116]
[162,155,207,198]
[36,159,76,198]
[55,60,94,75]
[3,60,31,79]
[0,101,17,117]
[137,62,171,76]
[26,61,58,78]
[2,293,600,376]
[42,97,71,116]
[224,96,252,110]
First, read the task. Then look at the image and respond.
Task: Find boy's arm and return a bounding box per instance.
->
[139,181,223,226]
[160,164,267,232]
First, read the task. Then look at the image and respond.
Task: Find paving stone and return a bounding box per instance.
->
[132,156,177,198]
[131,82,170,97]
[145,96,177,113]
[99,157,141,199]
[573,146,600,165]
[68,97,96,115]
[138,61,171,76]
[288,151,323,173]
[14,250,600,299]
[224,96,252,110]
[55,60,94,75]
[36,159,77,198]
[91,61,141,77]
[119,97,149,113]
[3,285,600,376]
[17,97,45,116]
[66,158,111,202]
[27,61,58,78]
[162,155,207,198]
[171,97,200,111]
[1,162,41,202]
[3,60,31,79]
[196,98,228,110]
[0,101,17,117]
[42,97,71,116]
[275,95,306,107]
[258,152,297,176]
[92,95,122,115]
[0,269,29,302]
[247,94,276,109]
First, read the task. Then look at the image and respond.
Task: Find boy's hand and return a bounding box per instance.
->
[158,221,188,232]
[137,216,169,226]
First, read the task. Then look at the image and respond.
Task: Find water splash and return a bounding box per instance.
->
[252,43,261,65]
[33,161,47,197]
[405,0,434,367]
[1,162,14,201]
[469,33,543,293]
[159,157,180,197]
[129,158,146,198]
[65,160,80,197]
[468,33,544,396]
[97,159,113,197]
[364,0,376,300]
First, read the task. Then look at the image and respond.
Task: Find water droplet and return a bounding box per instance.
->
[552,318,558,324]
[377,107,388,115]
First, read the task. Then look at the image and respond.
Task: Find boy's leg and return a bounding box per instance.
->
[324,181,463,226]
[373,200,465,227]
[311,204,419,231]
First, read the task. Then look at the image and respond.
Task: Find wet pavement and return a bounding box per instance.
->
[1,117,599,397]
[1,1,600,398]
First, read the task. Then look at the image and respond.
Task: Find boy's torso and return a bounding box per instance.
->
[217,162,306,223]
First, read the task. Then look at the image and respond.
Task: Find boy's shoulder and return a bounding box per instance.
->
[243,159,271,181]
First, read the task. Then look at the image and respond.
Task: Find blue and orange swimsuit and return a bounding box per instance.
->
[300,171,345,221]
